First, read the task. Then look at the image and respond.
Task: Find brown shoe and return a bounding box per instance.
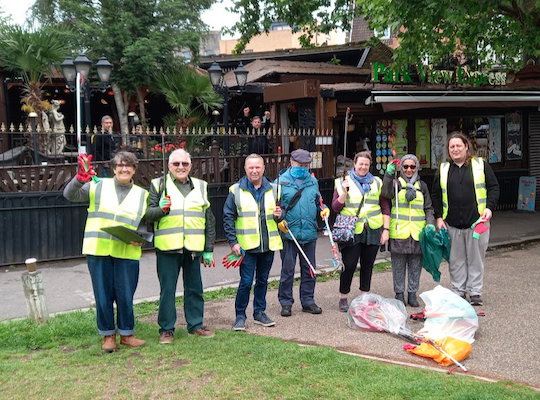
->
[159,331,174,344]
[188,326,215,338]
[102,335,116,353]
[120,335,146,348]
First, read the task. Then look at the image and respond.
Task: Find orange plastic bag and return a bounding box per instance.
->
[404,336,471,367]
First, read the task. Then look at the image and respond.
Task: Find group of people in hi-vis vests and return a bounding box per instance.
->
[64,130,498,352]
[332,131,499,315]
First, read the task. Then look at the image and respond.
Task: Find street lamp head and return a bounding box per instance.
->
[212,110,220,116]
[60,56,76,86]
[208,61,223,88]
[234,62,248,90]
[96,55,113,84]
[73,53,92,79]
[28,112,38,118]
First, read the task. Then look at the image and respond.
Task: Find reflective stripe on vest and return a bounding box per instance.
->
[153,176,209,252]
[440,157,486,220]
[82,178,148,260]
[389,178,426,240]
[334,176,383,234]
[230,183,283,251]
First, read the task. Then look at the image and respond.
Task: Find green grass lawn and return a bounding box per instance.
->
[1,291,538,399]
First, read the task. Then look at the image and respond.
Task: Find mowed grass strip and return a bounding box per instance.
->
[0,309,537,400]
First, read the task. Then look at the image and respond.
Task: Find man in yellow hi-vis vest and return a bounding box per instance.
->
[432,132,499,307]
[145,149,216,344]
[223,154,283,331]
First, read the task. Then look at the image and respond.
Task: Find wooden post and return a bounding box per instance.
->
[21,258,49,323]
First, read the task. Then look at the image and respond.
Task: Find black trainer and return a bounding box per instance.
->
[408,292,419,307]
[470,295,483,306]
[281,305,292,317]
[302,304,322,314]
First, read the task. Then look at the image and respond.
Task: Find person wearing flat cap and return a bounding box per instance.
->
[275,149,329,317]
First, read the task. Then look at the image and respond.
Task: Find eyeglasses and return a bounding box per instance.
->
[402,165,416,170]
[171,161,190,167]
[116,163,133,169]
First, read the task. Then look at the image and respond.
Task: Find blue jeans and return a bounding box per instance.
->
[235,251,274,318]
[278,239,317,307]
[87,255,140,336]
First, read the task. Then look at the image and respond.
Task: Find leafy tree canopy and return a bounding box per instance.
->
[30,0,214,93]
[225,0,354,53]
[227,0,540,69]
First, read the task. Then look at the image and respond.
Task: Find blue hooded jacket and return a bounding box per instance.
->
[275,168,321,244]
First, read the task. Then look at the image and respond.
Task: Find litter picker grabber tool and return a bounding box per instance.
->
[278,220,317,278]
[415,336,468,373]
[389,152,400,234]
[75,73,100,183]
[317,193,344,271]
[343,107,353,158]
[161,130,168,196]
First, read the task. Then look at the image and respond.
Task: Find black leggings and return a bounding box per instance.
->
[339,243,379,294]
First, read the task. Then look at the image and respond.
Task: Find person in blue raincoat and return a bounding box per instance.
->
[275,149,329,317]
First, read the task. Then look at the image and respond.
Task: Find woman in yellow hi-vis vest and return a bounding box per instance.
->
[63,152,149,353]
[432,132,499,306]
[332,151,391,312]
[382,154,435,308]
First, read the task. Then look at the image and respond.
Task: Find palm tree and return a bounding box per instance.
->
[0,25,67,125]
[154,64,223,132]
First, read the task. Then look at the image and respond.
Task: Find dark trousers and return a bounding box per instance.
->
[157,251,204,334]
[339,243,379,293]
[87,255,140,336]
[235,251,274,318]
[278,239,317,307]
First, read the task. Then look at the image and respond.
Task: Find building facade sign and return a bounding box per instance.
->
[371,62,507,87]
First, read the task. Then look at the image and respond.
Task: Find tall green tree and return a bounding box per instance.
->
[227,0,540,69]
[0,25,67,122]
[30,0,214,132]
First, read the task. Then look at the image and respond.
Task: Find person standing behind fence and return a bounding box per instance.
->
[63,151,149,353]
[92,116,123,177]
[332,151,390,312]
[223,154,282,331]
[243,107,270,154]
[145,149,216,344]
[276,149,328,317]
[381,154,435,307]
[431,132,499,306]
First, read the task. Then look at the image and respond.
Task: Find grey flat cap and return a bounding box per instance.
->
[291,149,312,164]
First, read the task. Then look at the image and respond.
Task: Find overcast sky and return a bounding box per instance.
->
[0,0,238,34]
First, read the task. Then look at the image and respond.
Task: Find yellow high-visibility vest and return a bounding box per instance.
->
[335,176,383,234]
[389,178,425,240]
[152,176,209,252]
[83,178,148,260]
[230,183,282,251]
[440,157,487,219]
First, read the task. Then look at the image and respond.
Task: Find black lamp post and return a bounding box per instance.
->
[208,61,248,154]
[60,53,113,132]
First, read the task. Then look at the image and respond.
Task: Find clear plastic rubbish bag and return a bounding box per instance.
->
[417,285,479,344]
[347,293,413,338]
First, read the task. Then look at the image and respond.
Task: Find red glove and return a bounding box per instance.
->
[76,154,97,183]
